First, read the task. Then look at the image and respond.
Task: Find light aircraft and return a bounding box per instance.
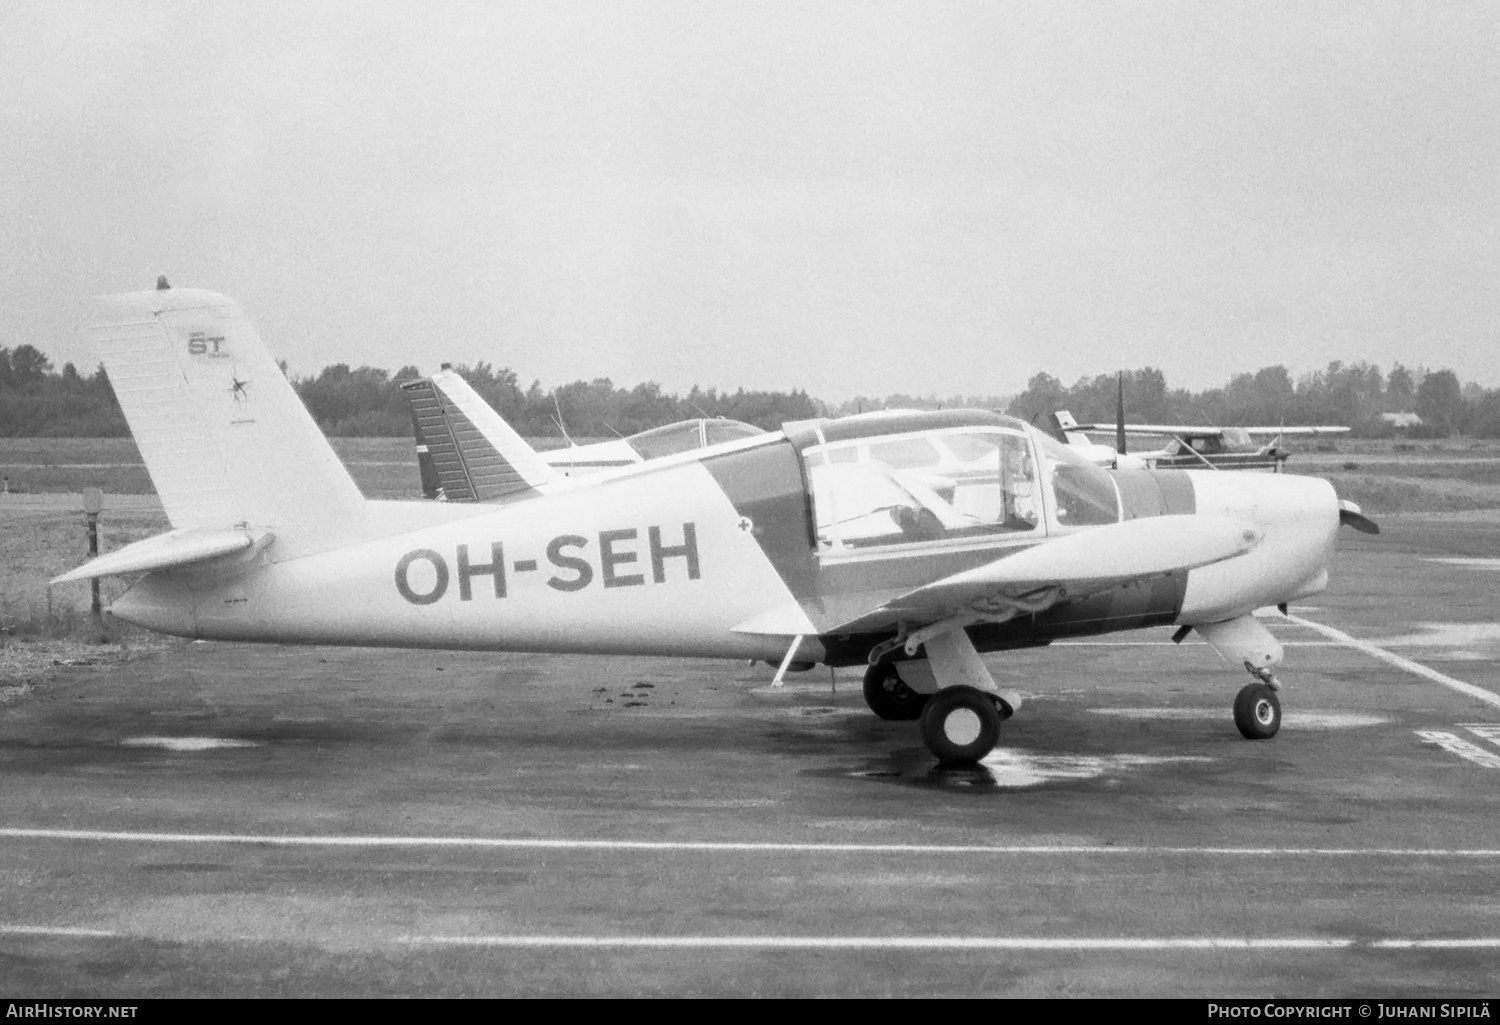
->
[1048,378,1350,471]
[399,369,764,500]
[57,287,1380,767]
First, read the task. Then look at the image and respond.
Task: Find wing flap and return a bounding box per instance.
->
[52,527,274,583]
[731,601,820,637]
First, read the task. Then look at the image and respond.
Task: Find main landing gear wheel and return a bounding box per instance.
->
[862,662,928,721]
[1233,682,1282,740]
[919,687,1002,766]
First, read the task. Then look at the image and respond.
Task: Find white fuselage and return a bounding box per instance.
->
[111,435,1344,662]
[112,458,805,662]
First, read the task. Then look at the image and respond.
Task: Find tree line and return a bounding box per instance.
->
[1007,363,1498,440]
[0,343,1495,439]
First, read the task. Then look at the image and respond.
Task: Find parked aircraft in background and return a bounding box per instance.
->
[1048,377,1350,472]
[401,369,764,500]
[58,287,1378,767]
[1050,411,1356,471]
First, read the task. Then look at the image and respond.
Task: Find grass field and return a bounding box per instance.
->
[0,435,594,498]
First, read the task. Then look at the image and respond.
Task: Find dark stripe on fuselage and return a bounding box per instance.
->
[1153,469,1197,515]
[1114,468,1196,518]
[700,439,821,605]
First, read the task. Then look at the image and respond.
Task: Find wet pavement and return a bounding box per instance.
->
[1,515,1498,996]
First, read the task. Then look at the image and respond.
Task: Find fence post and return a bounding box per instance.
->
[83,488,103,621]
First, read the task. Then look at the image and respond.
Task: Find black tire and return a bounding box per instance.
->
[1233,683,1281,740]
[862,662,928,721]
[919,687,1002,766]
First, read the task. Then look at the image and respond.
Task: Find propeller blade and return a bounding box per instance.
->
[1115,372,1127,456]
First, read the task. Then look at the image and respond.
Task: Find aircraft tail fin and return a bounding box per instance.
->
[85,288,366,559]
[1047,410,1095,448]
[399,369,560,503]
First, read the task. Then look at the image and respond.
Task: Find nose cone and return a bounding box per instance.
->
[109,575,199,638]
[1178,470,1340,622]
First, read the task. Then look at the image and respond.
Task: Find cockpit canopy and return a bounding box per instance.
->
[793,410,1120,553]
[626,418,765,460]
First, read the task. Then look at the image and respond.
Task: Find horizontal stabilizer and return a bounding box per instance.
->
[52,527,274,583]
[870,514,1262,621]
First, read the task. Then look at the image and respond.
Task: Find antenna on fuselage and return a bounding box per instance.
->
[552,393,574,447]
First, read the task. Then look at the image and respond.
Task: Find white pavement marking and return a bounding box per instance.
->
[1427,558,1500,572]
[1056,641,1342,647]
[0,924,119,938]
[400,935,1500,951]
[1089,708,1389,730]
[1367,623,1500,648]
[121,736,258,751]
[1415,731,1500,770]
[1462,724,1500,748]
[2,827,1500,857]
[1284,614,1500,711]
[4,924,1497,951]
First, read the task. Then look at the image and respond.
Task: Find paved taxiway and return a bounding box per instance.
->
[2,516,1498,997]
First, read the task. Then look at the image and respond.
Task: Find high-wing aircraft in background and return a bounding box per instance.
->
[399,369,764,500]
[1047,376,1350,471]
[1053,415,1351,472]
[58,287,1379,767]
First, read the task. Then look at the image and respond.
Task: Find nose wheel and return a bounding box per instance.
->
[1233,682,1281,739]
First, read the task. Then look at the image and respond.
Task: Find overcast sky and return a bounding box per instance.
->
[2,1,1496,400]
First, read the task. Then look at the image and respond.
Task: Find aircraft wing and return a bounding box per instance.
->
[1075,423,1349,438]
[1237,426,1351,437]
[1077,423,1229,437]
[831,514,1261,633]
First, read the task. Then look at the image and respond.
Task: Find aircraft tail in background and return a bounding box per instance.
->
[399,369,560,502]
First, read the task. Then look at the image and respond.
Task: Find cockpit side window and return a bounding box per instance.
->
[626,421,707,460]
[703,420,766,446]
[1032,432,1122,528]
[802,428,1042,552]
